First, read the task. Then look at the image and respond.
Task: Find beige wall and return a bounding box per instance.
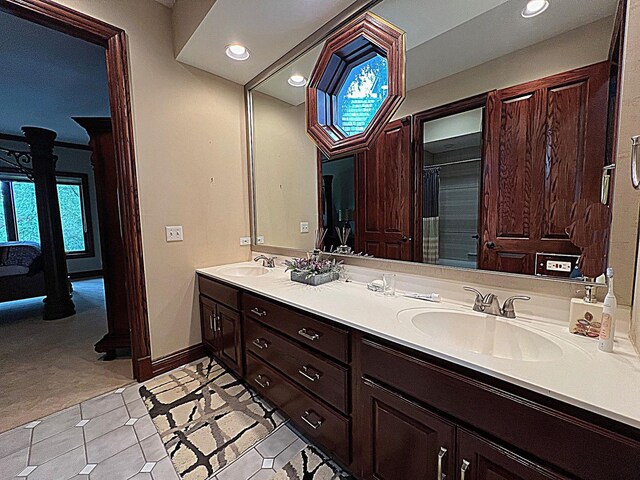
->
[394,16,613,118]
[620,0,640,349]
[53,0,250,359]
[253,92,318,251]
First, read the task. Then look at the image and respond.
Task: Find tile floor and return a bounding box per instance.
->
[0,361,314,480]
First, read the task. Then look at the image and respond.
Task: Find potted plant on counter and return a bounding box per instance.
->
[284,257,343,286]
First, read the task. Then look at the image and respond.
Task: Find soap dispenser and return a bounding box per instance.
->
[569,284,604,338]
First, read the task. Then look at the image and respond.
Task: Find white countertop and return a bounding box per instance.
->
[197,262,640,429]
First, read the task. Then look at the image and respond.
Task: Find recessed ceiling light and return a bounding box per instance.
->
[288,74,308,87]
[225,44,250,61]
[522,0,549,18]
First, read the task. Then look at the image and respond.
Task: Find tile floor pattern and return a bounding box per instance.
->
[0,364,339,480]
[0,384,178,480]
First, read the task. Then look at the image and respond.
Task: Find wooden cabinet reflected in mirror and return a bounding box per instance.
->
[320,61,615,278]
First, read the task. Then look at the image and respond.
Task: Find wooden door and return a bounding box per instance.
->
[456,429,567,480]
[218,304,243,375]
[199,295,218,351]
[481,62,609,274]
[356,117,413,260]
[360,378,455,480]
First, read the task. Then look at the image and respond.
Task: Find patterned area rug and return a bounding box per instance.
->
[271,445,353,480]
[140,358,283,480]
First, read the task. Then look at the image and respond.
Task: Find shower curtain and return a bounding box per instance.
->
[422,167,440,264]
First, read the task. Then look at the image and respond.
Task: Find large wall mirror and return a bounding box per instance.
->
[250,0,626,285]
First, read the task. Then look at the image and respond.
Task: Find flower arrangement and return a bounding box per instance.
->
[284,257,343,278]
[284,257,343,286]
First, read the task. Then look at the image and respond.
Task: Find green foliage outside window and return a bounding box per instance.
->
[0,180,86,252]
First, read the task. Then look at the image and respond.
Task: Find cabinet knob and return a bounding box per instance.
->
[298,365,322,382]
[485,241,496,250]
[252,338,269,350]
[298,328,321,341]
[300,409,324,430]
[254,374,270,389]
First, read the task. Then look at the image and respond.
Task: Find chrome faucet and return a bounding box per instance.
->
[254,255,277,268]
[463,287,530,318]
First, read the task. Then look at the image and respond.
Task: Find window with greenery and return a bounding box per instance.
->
[0,174,91,255]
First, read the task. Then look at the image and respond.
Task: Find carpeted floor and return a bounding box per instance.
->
[0,278,132,433]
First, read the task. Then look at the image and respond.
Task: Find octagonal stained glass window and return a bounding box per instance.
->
[336,54,389,137]
[306,12,405,158]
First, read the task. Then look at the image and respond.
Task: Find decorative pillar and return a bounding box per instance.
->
[23,127,75,320]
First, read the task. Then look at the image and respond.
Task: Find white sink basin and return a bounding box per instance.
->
[398,309,563,362]
[219,265,270,277]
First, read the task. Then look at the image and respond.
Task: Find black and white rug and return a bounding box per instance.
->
[271,445,353,480]
[140,358,283,480]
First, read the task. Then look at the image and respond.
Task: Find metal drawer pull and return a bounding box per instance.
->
[254,375,270,388]
[460,459,470,480]
[437,446,447,480]
[209,313,214,332]
[298,365,321,382]
[298,328,320,341]
[250,307,267,317]
[632,136,640,189]
[301,410,324,430]
[252,338,269,350]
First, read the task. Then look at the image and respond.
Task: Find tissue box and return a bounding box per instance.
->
[569,298,603,338]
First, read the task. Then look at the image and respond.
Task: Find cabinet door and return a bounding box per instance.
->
[199,295,218,351]
[360,378,455,480]
[218,304,243,376]
[456,429,567,480]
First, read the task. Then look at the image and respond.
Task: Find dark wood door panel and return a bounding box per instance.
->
[246,352,350,464]
[245,318,349,413]
[481,63,608,274]
[199,295,218,351]
[361,378,455,480]
[218,304,243,376]
[457,429,567,480]
[356,118,413,261]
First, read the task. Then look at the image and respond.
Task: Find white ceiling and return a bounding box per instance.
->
[0,11,111,143]
[154,0,176,8]
[254,0,617,105]
[176,0,359,85]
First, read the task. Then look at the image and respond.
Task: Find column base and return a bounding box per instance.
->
[43,295,76,320]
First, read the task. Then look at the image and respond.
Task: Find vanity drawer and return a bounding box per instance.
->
[246,317,349,413]
[198,275,240,310]
[246,352,350,463]
[244,293,349,363]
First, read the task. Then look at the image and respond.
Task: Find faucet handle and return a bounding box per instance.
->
[463,287,484,311]
[502,295,531,318]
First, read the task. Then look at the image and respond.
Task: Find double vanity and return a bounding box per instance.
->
[196,261,640,480]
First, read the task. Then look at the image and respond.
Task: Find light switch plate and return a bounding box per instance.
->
[165,226,183,242]
[257,236,265,245]
[240,237,251,246]
[300,222,310,233]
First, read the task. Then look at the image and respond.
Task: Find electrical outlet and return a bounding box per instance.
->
[300,222,310,233]
[165,226,183,242]
[240,237,251,246]
[257,236,265,245]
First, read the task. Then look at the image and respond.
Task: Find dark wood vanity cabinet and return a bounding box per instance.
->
[198,276,243,376]
[197,275,640,480]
